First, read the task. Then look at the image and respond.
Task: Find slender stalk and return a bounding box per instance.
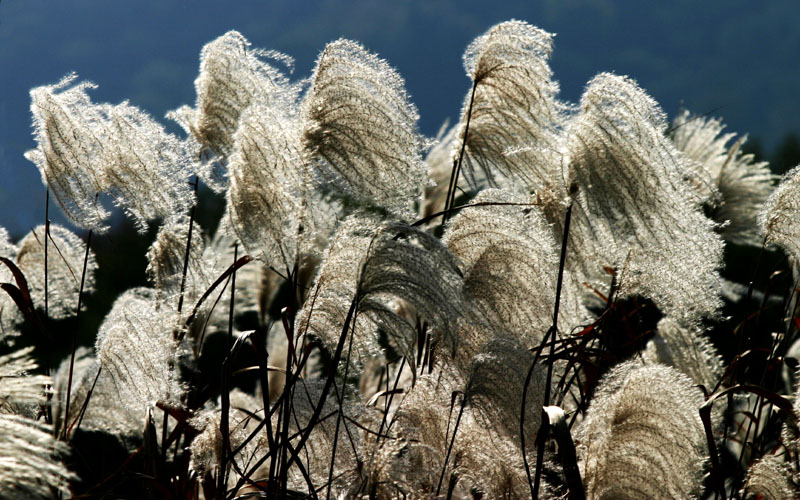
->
[435,395,466,497]
[378,356,407,435]
[61,229,92,440]
[219,243,238,495]
[278,315,294,497]
[531,201,572,499]
[442,79,478,227]
[521,326,554,498]
[281,293,360,480]
[176,176,200,318]
[163,176,200,465]
[326,316,357,500]
[250,326,276,460]
[44,188,49,319]
[753,281,799,457]
[68,365,102,436]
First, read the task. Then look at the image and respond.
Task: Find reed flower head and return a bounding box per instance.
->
[672,109,776,246]
[578,361,708,499]
[302,39,427,217]
[458,20,565,190]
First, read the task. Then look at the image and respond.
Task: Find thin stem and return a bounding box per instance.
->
[176,176,199,318]
[442,79,478,227]
[532,201,573,499]
[69,365,102,436]
[219,243,238,495]
[521,326,554,499]
[435,396,465,497]
[378,356,407,435]
[44,188,49,319]
[61,229,92,440]
[277,306,296,496]
[281,293,360,480]
[326,316,357,500]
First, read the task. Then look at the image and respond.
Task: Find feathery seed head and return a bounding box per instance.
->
[578,361,708,499]
[101,101,196,232]
[27,74,196,232]
[0,414,74,498]
[26,74,110,231]
[190,31,297,158]
[0,228,22,341]
[226,102,305,270]
[296,215,465,371]
[95,287,183,413]
[302,39,427,217]
[0,347,50,411]
[359,221,465,356]
[672,109,776,246]
[51,347,141,440]
[565,73,723,321]
[641,317,723,391]
[458,21,564,190]
[760,164,800,261]
[16,224,96,320]
[742,453,797,500]
[465,337,545,440]
[444,189,587,349]
[146,216,207,306]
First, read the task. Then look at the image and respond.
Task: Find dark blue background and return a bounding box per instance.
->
[2,0,798,236]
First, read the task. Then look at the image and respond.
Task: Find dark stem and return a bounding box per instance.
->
[219,243,238,495]
[325,317,357,500]
[435,395,466,497]
[521,326,554,499]
[61,229,92,440]
[176,176,200,318]
[44,188,49,319]
[69,365,102,436]
[442,79,478,227]
[281,294,360,480]
[532,201,573,499]
[378,356,407,435]
[250,326,276,458]
[277,310,295,497]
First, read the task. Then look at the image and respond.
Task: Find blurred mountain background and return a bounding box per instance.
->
[2,0,800,237]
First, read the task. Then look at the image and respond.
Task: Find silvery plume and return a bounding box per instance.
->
[296,215,464,373]
[565,73,723,322]
[456,20,565,191]
[15,224,96,320]
[742,453,797,500]
[302,39,427,218]
[51,347,141,444]
[0,227,22,342]
[672,109,776,246]
[640,316,723,391]
[26,74,195,233]
[443,189,587,354]
[0,414,74,499]
[169,31,299,192]
[95,287,183,414]
[760,164,800,262]
[0,348,74,498]
[578,361,708,499]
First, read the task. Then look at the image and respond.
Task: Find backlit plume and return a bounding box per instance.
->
[458,20,564,190]
[302,39,427,217]
[26,74,195,232]
[565,73,723,321]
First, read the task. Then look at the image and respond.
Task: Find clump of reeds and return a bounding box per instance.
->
[3,18,800,500]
